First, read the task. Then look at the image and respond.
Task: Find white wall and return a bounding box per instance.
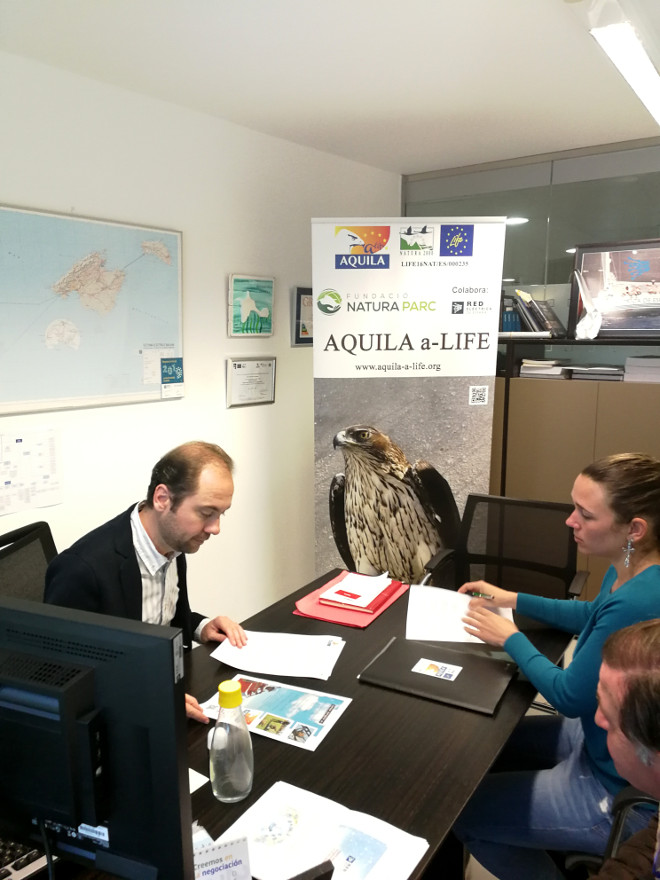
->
[0,52,401,622]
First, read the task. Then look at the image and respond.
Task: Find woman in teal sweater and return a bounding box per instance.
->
[452,453,660,880]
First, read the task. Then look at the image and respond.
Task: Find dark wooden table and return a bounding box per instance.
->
[185,570,570,879]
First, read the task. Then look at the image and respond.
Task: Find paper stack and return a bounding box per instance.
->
[569,364,624,382]
[519,358,569,379]
[624,356,660,383]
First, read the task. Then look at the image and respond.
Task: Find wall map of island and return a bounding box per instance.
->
[0,206,182,413]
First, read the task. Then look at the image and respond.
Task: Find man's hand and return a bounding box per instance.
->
[201,615,247,647]
[186,692,210,723]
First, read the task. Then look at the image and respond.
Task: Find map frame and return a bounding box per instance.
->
[0,203,183,414]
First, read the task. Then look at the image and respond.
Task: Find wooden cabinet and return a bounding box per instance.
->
[491,341,660,598]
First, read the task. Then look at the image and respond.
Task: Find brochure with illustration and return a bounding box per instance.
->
[199,674,351,751]
[216,780,428,880]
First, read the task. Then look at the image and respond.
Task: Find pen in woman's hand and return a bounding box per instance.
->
[467,590,495,600]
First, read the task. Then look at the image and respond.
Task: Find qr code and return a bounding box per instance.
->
[469,385,489,406]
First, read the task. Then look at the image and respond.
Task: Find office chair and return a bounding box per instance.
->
[560,785,659,877]
[420,493,588,714]
[421,493,588,602]
[0,521,57,602]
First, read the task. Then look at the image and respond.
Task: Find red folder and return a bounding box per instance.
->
[294,571,409,628]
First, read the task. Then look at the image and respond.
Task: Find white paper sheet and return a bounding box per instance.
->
[210,630,345,680]
[217,780,428,880]
[406,585,514,643]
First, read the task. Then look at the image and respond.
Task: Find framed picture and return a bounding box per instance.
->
[228,274,274,337]
[568,239,660,338]
[292,286,313,346]
[226,356,276,407]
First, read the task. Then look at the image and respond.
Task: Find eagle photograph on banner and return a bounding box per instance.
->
[312,218,506,583]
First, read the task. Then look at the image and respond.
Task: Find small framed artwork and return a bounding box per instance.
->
[293,286,313,346]
[228,274,274,337]
[568,239,660,338]
[226,356,276,407]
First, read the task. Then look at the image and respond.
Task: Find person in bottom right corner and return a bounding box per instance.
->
[590,618,660,880]
[449,452,660,880]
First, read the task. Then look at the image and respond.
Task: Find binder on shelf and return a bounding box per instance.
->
[514,289,566,337]
[357,636,518,715]
[500,296,522,332]
[511,292,539,331]
[531,298,566,337]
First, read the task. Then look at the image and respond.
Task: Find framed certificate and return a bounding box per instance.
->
[226,357,276,407]
[292,286,313,345]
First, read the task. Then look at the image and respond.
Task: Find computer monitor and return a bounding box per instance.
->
[0,596,194,880]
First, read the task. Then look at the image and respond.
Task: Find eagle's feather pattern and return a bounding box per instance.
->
[329,425,460,583]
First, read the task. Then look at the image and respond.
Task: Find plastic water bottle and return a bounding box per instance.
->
[209,680,254,803]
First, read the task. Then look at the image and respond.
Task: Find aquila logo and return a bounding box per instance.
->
[440,224,474,257]
[334,225,390,269]
[317,289,342,315]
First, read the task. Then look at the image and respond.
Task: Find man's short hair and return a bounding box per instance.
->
[602,619,660,754]
[145,441,234,510]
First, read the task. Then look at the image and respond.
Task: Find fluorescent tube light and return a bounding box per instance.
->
[505,217,529,225]
[590,21,660,127]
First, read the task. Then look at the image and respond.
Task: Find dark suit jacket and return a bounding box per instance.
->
[44,505,203,649]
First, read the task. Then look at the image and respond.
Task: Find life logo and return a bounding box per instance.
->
[440,224,474,257]
[334,225,390,269]
[317,289,342,315]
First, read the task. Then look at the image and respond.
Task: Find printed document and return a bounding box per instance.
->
[217,780,428,880]
[406,585,514,643]
[210,630,345,680]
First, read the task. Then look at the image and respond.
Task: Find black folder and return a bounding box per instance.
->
[358,637,518,715]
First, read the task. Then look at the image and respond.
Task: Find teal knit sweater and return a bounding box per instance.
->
[505,565,660,792]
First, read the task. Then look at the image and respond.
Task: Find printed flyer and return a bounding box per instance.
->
[201,674,351,751]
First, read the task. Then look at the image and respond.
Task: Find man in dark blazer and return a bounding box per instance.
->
[45,440,246,723]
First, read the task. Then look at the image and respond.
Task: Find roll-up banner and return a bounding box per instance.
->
[312,218,506,583]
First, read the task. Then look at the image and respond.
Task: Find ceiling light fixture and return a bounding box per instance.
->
[505,217,529,226]
[590,18,660,127]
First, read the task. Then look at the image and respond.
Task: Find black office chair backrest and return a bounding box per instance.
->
[426,494,585,600]
[0,521,57,602]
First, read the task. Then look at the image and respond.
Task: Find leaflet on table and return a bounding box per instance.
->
[319,571,392,609]
[406,585,514,643]
[199,674,351,751]
[194,835,251,880]
[210,630,346,680]
[216,780,429,880]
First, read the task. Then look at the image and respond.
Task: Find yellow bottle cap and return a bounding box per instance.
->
[218,680,242,709]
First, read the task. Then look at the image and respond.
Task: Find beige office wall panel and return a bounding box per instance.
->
[490,377,505,495]
[594,382,660,460]
[505,379,598,502]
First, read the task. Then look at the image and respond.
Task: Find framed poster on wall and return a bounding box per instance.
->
[228,274,274,337]
[569,239,660,338]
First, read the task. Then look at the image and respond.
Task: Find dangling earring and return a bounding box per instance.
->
[623,537,635,568]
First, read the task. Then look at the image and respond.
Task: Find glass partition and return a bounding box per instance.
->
[404,142,660,293]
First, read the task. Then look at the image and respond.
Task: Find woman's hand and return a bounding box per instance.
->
[462,603,519,647]
[458,580,518,610]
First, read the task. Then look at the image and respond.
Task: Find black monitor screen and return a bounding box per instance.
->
[0,597,194,880]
